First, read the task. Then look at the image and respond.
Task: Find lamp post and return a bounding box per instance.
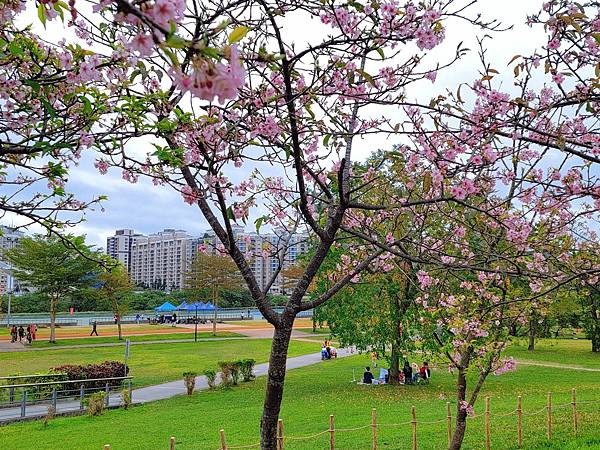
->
[0,263,14,327]
[194,304,198,343]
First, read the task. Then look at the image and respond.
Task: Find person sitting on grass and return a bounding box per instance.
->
[363,366,374,384]
[413,361,431,383]
[403,360,413,384]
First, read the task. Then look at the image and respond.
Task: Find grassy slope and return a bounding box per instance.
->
[0,339,318,387]
[0,339,598,450]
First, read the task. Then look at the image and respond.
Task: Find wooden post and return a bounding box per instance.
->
[411,405,417,450]
[329,415,335,450]
[446,402,453,448]
[571,388,578,435]
[485,396,491,450]
[170,436,175,450]
[546,392,552,440]
[517,396,523,448]
[220,429,227,450]
[372,408,378,450]
[277,419,284,450]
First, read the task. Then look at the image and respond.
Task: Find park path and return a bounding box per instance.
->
[517,359,600,372]
[0,349,351,423]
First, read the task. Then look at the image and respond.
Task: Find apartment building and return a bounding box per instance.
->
[106,229,143,271]
[202,225,310,295]
[0,226,24,293]
[107,226,309,293]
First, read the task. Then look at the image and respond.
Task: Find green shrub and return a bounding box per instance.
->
[203,369,217,389]
[217,361,234,386]
[183,372,197,395]
[230,361,241,385]
[121,388,131,409]
[239,359,256,382]
[86,391,106,416]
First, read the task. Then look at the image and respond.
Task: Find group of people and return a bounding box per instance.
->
[362,361,430,385]
[9,324,37,344]
[320,340,338,360]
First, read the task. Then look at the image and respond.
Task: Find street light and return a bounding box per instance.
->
[194,303,198,343]
[0,262,14,327]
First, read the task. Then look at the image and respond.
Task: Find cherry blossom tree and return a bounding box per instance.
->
[4,0,599,448]
[0,6,115,237]
[48,1,502,447]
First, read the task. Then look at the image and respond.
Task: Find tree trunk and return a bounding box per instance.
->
[509,323,518,337]
[449,368,468,450]
[389,340,400,385]
[117,318,123,340]
[528,317,536,351]
[49,295,57,344]
[260,324,293,450]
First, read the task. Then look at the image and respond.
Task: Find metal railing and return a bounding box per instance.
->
[0,376,133,421]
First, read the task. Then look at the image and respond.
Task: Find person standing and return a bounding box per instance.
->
[371,351,378,368]
[31,323,37,341]
[90,321,99,336]
[10,325,17,343]
[17,325,25,342]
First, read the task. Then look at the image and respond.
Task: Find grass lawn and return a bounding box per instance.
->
[506,338,599,369]
[0,338,318,387]
[1,339,599,449]
[25,331,242,348]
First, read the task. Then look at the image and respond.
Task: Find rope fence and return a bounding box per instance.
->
[99,389,600,450]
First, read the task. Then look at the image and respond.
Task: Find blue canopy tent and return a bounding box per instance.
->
[154,302,177,312]
[176,301,189,310]
[185,301,215,311]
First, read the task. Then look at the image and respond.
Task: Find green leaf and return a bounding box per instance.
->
[8,40,24,57]
[41,98,56,118]
[228,26,250,44]
[165,34,188,49]
[356,69,376,87]
[37,4,47,27]
[323,134,331,146]
[375,48,385,60]
[255,217,264,233]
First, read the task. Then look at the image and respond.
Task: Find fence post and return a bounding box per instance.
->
[446,402,452,448]
[128,379,133,404]
[170,436,175,450]
[571,388,578,436]
[485,396,491,450]
[517,396,522,448]
[9,386,15,403]
[329,414,335,450]
[411,405,417,450]
[105,382,110,406]
[277,419,284,450]
[20,390,26,418]
[546,392,552,440]
[220,429,227,450]
[80,385,85,410]
[52,388,57,410]
[372,408,378,450]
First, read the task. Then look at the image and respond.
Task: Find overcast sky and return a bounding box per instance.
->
[4,2,547,248]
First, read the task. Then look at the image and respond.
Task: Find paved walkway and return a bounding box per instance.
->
[0,349,351,423]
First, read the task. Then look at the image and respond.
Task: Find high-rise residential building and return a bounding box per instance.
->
[201,226,309,295]
[106,229,143,271]
[129,229,194,291]
[0,225,25,293]
[106,226,309,294]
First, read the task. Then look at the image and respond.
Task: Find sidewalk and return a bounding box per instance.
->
[0,349,352,423]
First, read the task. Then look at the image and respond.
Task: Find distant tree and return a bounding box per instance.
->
[3,236,101,343]
[99,263,135,340]
[186,253,245,334]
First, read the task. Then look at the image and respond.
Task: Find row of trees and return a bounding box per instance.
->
[2,0,599,448]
